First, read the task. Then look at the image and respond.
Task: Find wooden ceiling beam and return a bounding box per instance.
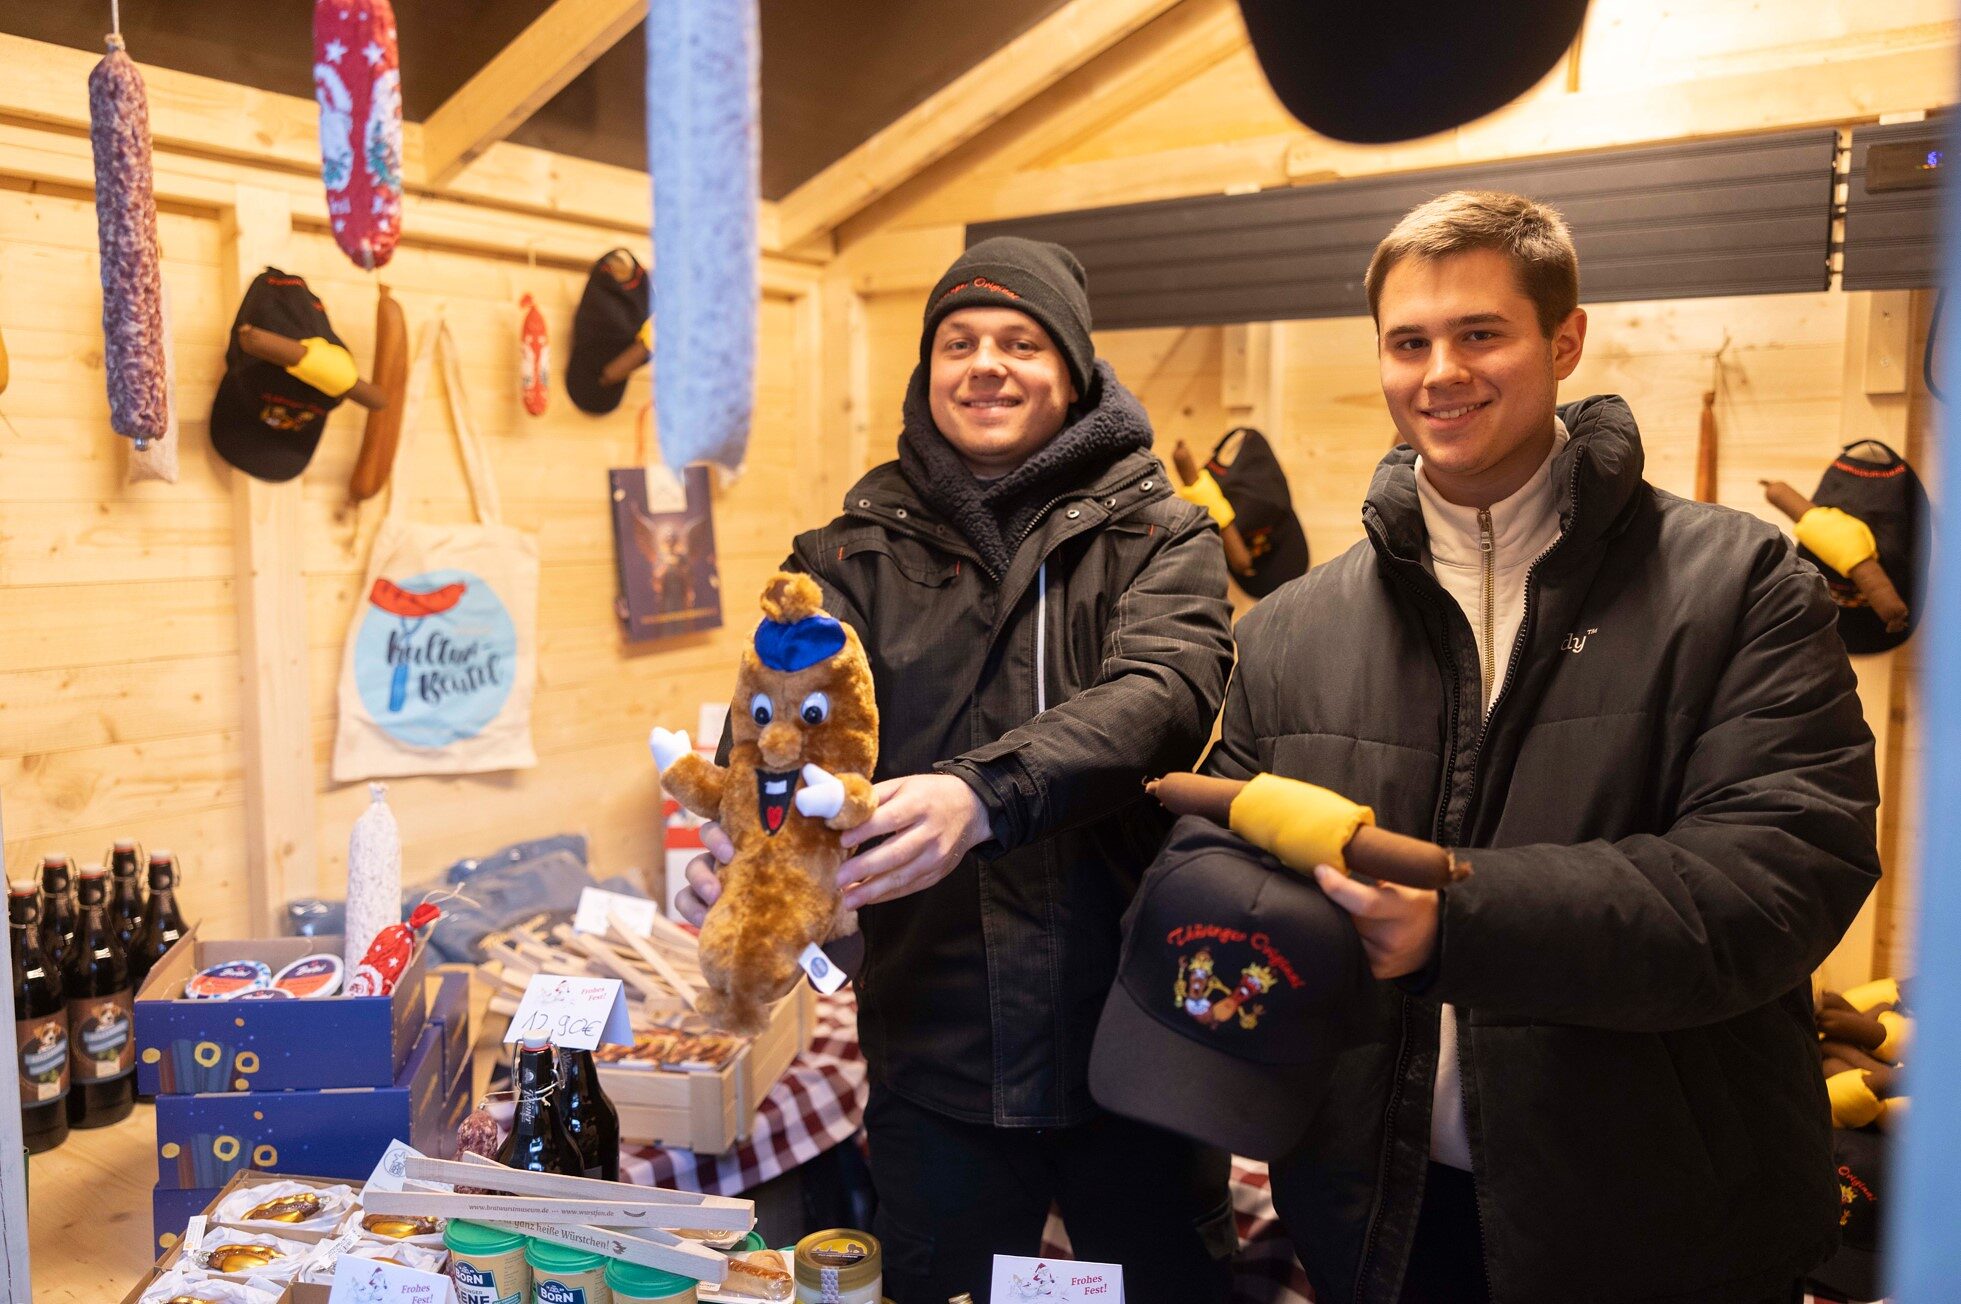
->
[419,0,649,187]
[774,0,1189,251]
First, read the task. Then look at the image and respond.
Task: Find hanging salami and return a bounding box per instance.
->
[89,33,169,448]
[314,0,403,271]
[518,293,550,417]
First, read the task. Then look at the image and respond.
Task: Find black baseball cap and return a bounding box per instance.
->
[210,268,351,482]
[1798,441,1930,654]
[1809,1126,1886,1302]
[568,249,649,415]
[1237,0,1591,144]
[1209,428,1309,599]
[1089,815,1376,1161]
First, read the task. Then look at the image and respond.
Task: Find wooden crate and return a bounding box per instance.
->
[600,984,814,1154]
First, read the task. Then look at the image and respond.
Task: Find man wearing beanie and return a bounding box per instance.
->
[680,236,1237,1303]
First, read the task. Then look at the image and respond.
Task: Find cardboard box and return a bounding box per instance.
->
[155,1019,449,1194]
[601,984,812,1153]
[128,1171,354,1304]
[136,930,427,1094]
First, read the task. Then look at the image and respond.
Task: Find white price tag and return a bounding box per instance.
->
[503,974,633,1050]
[573,886,660,936]
[798,943,847,995]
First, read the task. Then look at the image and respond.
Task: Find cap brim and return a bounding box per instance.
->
[209,374,322,483]
[1089,973,1334,1162]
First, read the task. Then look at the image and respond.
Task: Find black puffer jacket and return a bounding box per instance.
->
[1206,397,1879,1304]
[784,375,1234,1126]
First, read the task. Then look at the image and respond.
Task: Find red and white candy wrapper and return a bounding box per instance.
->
[314,0,403,271]
[519,293,550,416]
[346,901,439,997]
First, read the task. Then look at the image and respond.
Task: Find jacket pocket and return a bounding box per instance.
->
[840,534,962,587]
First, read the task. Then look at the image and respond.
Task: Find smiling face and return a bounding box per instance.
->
[927,307,1079,476]
[1376,247,1587,507]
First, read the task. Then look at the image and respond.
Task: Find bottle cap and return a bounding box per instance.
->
[8,881,35,897]
[185,960,273,1000]
[113,839,136,851]
[519,1035,553,1051]
[149,849,175,862]
[272,954,344,999]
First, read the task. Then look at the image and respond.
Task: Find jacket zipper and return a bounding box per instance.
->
[1352,529,1463,1304]
[1476,508,1496,715]
[1446,454,1584,1302]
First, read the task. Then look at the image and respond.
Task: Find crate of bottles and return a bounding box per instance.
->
[135,929,428,1094]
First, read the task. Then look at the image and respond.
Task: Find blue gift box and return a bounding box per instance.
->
[135,930,427,1094]
[151,971,472,1199]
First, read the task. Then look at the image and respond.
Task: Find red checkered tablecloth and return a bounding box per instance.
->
[616,988,1316,1302]
[617,988,868,1195]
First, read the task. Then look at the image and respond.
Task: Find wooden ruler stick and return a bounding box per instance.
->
[609,910,702,1007]
[409,1155,752,1218]
[363,1187,752,1233]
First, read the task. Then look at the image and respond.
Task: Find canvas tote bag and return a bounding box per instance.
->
[333,314,539,780]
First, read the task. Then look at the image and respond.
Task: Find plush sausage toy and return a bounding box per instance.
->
[1762,479,1909,632]
[645,0,757,471]
[649,573,878,1033]
[1148,772,1469,891]
[89,34,169,449]
[314,0,403,271]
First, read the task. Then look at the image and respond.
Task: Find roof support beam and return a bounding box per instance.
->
[775,0,1189,251]
[420,0,648,187]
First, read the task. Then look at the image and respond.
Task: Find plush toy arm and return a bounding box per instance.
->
[794,764,876,831]
[831,773,877,831]
[661,753,727,822]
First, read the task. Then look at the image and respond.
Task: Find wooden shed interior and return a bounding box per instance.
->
[0,3,1953,1292]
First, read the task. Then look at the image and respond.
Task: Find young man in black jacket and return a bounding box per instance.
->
[679,237,1238,1304]
[1205,192,1880,1304]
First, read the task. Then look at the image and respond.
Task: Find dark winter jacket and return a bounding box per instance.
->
[1205,396,1880,1304]
[784,371,1235,1125]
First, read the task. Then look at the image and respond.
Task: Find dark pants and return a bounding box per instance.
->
[864,1086,1237,1304]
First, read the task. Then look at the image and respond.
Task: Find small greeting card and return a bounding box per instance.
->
[326,1256,458,1303]
[990,1254,1124,1303]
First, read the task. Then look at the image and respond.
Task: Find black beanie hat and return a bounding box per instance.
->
[920,236,1095,400]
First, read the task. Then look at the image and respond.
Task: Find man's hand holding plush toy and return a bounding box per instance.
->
[834,773,990,911]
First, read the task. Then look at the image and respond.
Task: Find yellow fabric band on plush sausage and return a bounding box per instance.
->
[1841,977,1900,1012]
[637,318,653,351]
[1174,468,1237,531]
[1826,1068,1882,1128]
[1875,1010,1911,1063]
[1228,772,1374,875]
[285,337,359,398]
[1794,506,1879,577]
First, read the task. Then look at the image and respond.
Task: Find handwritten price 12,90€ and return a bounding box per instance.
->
[502,975,633,1051]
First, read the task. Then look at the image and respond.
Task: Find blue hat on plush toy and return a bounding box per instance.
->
[755,614,845,672]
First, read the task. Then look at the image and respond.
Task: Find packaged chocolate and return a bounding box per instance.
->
[135,1266,285,1303]
[271,953,344,999]
[184,960,272,1000]
[182,1218,328,1284]
[214,1179,358,1233]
